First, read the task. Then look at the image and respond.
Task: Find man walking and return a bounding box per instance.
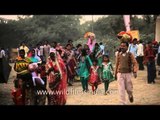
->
[115,41,138,105]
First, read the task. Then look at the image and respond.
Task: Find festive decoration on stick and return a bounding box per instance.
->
[84,32,95,39]
[117,31,132,43]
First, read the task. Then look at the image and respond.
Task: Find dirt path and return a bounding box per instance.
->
[0,64,160,105]
[66,66,160,105]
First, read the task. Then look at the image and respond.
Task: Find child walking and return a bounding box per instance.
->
[78,49,92,92]
[88,59,101,94]
[101,55,114,95]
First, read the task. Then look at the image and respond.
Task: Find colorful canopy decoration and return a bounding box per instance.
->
[117,31,132,43]
[84,32,95,38]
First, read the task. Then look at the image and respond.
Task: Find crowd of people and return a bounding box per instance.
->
[11,33,116,105]
[1,33,160,105]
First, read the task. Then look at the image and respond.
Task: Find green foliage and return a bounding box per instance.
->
[0,15,158,54]
[84,15,125,37]
[0,15,82,48]
[140,33,155,43]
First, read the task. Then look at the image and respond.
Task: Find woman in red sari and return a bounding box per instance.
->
[46,52,67,105]
[65,44,76,86]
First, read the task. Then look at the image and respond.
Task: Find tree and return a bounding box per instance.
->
[123,15,157,42]
[86,15,125,38]
[0,15,82,48]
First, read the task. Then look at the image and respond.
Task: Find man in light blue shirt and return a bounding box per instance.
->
[99,42,105,55]
[128,38,138,58]
[157,42,160,75]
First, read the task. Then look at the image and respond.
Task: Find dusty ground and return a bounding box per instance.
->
[66,65,160,105]
[0,64,160,105]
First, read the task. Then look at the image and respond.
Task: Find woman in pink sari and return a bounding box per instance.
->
[46,52,67,105]
[87,33,96,53]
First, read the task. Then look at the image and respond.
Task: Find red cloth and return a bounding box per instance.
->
[38,65,47,78]
[27,51,32,57]
[11,89,24,105]
[144,47,156,62]
[88,66,101,86]
[46,57,67,105]
[152,40,158,45]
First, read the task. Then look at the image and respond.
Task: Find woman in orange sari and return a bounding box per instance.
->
[46,52,67,105]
